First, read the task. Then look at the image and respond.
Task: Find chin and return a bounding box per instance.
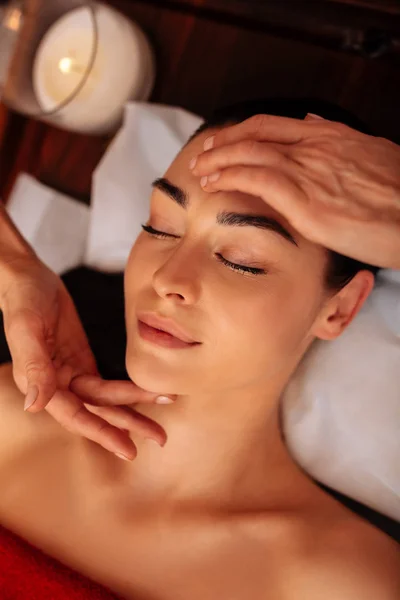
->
[125,347,186,395]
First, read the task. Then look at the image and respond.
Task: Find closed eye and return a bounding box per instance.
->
[142,224,267,276]
[216,254,266,275]
[141,224,179,239]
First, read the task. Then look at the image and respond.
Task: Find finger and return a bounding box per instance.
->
[200,163,392,263]
[70,375,176,407]
[45,389,139,459]
[84,404,167,447]
[191,140,288,177]
[4,311,57,410]
[200,165,309,231]
[201,114,340,151]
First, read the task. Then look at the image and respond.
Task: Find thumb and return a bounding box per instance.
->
[4,312,57,411]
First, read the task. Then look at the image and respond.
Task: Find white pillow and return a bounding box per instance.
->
[282,268,400,521]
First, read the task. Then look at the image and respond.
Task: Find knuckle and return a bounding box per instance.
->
[248,114,269,135]
[252,168,271,186]
[238,139,260,157]
[228,165,245,180]
[69,405,88,430]
[306,138,339,161]
[96,420,113,436]
[86,378,102,398]
[325,121,350,138]
[24,359,51,378]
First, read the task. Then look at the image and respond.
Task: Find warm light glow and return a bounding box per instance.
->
[32,3,154,133]
[4,8,22,31]
[58,56,85,75]
[58,57,73,73]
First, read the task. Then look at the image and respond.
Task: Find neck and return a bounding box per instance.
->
[113,380,305,512]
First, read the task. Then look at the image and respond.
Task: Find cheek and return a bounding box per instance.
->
[214,277,322,379]
[208,283,279,374]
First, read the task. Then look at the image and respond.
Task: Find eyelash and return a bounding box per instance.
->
[141,224,266,276]
[141,224,177,239]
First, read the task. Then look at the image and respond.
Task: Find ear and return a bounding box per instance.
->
[313,270,375,341]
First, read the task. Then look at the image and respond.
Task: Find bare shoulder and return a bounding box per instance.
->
[296,511,400,599]
[0,362,60,468]
[253,476,400,600]
[243,482,399,599]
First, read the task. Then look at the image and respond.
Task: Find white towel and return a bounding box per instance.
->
[85,102,203,270]
[6,173,89,275]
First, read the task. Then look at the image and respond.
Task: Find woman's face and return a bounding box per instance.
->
[124,130,331,396]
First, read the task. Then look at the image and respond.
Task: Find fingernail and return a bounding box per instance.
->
[146,437,163,447]
[200,176,208,187]
[114,452,132,461]
[24,386,39,411]
[156,395,175,404]
[203,136,215,151]
[208,171,221,183]
[189,157,197,170]
[306,113,325,120]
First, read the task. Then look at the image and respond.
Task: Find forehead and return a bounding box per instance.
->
[172,128,224,174]
[162,128,299,239]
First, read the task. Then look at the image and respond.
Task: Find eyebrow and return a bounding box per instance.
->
[216,212,298,246]
[152,177,188,208]
[151,177,298,247]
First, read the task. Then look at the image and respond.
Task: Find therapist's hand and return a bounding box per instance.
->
[190,114,400,269]
[0,254,170,459]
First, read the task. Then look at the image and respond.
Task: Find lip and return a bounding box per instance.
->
[137,312,200,345]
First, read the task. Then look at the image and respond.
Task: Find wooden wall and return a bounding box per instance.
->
[1,0,399,203]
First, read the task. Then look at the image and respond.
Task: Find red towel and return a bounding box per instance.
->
[0,524,123,599]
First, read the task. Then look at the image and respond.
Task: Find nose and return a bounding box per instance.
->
[152,246,201,305]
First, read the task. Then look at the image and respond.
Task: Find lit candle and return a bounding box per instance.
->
[32,2,155,134]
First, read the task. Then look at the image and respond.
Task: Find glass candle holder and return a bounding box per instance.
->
[0,0,156,135]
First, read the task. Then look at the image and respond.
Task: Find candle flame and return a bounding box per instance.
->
[58,57,73,73]
[58,57,85,75]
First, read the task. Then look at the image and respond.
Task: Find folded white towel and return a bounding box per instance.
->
[6,173,89,275]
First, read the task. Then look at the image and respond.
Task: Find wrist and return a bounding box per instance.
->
[0,203,39,304]
[0,202,37,263]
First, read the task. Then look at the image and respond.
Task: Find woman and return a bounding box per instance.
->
[0,100,399,599]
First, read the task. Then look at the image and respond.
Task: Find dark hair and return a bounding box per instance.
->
[190,97,380,291]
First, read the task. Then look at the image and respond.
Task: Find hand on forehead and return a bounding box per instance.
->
[162,128,298,238]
